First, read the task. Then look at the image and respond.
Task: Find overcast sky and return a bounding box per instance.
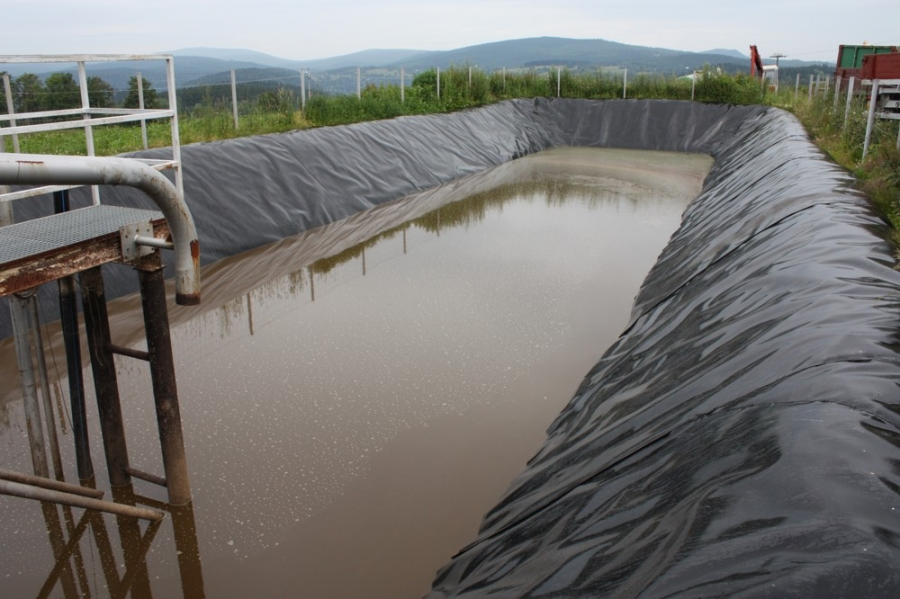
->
[4,0,899,64]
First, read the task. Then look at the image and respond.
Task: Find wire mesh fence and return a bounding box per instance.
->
[2,59,896,160]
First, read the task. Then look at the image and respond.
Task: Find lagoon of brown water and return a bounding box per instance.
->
[0,148,712,598]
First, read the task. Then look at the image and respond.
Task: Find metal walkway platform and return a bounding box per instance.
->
[0,205,168,298]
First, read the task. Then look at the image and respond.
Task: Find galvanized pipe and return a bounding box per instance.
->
[0,153,200,305]
[0,479,164,521]
[134,234,174,250]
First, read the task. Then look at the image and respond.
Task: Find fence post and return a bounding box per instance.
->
[863,79,880,159]
[2,74,19,152]
[623,69,628,99]
[356,67,361,99]
[230,69,239,130]
[136,72,149,150]
[842,76,855,131]
[76,61,100,205]
[437,66,440,100]
[557,67,561,98]
[401,67,405,103]
[691,73,696,101]
[503,67,506,91]
[808,75,814,101]
[833,76,842,111]
[300,70,306,111]
[468,66,472,89]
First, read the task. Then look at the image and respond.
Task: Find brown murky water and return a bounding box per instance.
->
[0,148,712,598]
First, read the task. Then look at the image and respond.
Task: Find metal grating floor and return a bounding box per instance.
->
[0,205,164,265]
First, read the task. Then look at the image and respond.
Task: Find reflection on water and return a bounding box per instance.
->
[0,148,712,598]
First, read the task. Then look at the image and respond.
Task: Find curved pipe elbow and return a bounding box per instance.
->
[0,154,201,305]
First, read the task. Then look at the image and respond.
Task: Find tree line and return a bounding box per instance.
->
[0,72,161,114]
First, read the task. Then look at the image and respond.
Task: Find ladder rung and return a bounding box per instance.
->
[108,343,150,361]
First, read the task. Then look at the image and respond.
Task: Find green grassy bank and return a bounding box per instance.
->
[5,66,898,250]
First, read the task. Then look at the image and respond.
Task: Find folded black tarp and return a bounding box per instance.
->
[5,100,900,597]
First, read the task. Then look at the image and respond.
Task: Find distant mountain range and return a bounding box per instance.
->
[2,36,832,91]
[702,48,749,60]
[165,47,429,71]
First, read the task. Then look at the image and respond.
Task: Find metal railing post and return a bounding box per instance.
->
[76,61,101,206]
[2,74,20,152]
[137,72,149,150]
[165,56,184,199]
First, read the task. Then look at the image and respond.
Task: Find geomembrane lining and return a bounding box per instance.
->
[5,99,900,596]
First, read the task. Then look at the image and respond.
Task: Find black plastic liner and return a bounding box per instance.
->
[1,99,762,336]
[426,104,900,597]
[5,100,900,596]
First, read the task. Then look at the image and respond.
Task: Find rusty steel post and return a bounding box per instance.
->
[80,266,131,487]
[59,274,94,480]
[55,189,94,480]
[137,252,192,505]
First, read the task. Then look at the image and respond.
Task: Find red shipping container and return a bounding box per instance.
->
[861,52,900,80]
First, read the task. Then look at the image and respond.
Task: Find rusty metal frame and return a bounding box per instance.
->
[0,215,170,297]
[0,153,200,304]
